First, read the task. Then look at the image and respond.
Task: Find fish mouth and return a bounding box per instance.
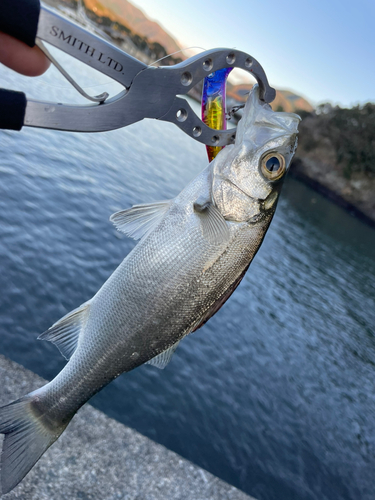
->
[235,85,301,146]
[263,190,279,210]
[219,176,280,213]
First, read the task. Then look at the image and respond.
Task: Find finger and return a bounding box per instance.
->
[0,32,51,76]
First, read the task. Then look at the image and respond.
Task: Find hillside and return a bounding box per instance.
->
[226,83,313,113]
[55,0,313,111]
[290,104,375,225]
[83,0,181,55]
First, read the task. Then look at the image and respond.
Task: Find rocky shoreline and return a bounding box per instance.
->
[290,157,375,229]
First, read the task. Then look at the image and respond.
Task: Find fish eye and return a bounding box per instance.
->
[261,153,286,181]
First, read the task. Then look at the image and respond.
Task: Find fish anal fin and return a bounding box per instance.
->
[194,198,229,245]
[145,340,181,369]
[110,200,171,240]
[38,301,91,360]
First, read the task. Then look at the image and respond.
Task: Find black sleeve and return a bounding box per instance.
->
[0,0,41,47]
[0,89,26,130]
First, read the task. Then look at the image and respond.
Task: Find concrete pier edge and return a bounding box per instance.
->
[0,355,255,500]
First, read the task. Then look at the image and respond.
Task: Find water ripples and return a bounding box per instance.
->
[0,62,374,500]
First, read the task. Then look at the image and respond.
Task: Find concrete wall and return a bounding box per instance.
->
[0,355,255,500]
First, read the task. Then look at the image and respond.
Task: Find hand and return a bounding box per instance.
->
[0,31,50,76]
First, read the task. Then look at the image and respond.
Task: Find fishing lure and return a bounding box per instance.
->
[201,68,232,161]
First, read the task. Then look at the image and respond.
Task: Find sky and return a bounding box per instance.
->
[131,0,375,108]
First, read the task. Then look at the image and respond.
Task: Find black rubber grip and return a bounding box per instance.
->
[0,89,26,130]
[0,0,41,47]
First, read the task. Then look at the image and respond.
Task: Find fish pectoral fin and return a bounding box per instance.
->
[38,300,91,360]
[145,340,181,369]
[194,198,230,245]
[110,200,172,240]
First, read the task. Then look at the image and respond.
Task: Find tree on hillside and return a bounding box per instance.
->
[298,103,375,178]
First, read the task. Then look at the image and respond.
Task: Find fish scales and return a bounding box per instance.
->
[45,185,271,417]
[0,85,300,494]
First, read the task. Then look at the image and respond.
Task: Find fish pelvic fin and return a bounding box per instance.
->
[38,300,91,360]
[0,390,71,494]
[110,200,172,240]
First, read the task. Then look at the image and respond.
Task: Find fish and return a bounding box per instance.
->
[0,85,300,494]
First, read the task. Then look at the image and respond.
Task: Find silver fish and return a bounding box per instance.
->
[0,86,300,494]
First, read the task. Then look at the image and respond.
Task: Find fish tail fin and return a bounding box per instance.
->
[0,388,71,494]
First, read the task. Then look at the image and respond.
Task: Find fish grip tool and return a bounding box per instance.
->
[0,0,276,146]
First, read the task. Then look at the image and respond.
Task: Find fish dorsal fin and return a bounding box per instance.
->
[146,340,181,369]
[110,200,171,240]
[38,301,91,360]
[194,197,230,245]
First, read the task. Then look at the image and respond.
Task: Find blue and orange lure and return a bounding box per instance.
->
[201,68,232,162]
